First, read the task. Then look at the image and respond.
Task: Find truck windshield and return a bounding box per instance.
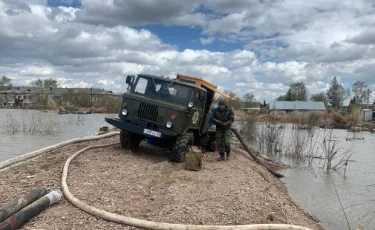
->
[133,76,190,104]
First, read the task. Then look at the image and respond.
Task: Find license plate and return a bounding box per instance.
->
[143,129,161,137]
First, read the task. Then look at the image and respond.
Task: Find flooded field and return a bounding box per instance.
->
[1,110,374,230]
[0,109,116,162]
[253,124,375,230]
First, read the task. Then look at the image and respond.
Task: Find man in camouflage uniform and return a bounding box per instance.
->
[212,101,234,161]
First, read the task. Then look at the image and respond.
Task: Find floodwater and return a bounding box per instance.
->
[252,124,375,230]
[0,109,115,162]
[1,110,374,229]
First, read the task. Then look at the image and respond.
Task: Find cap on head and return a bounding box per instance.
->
[218,101,226,106]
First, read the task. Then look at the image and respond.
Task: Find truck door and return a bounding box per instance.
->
[189,89,206,130]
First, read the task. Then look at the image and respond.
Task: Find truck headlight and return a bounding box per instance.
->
[166,121,173,128]
[122,109,128,116]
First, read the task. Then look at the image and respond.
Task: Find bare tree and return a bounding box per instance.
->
[321,129,354,170]
[257,118,284,155]
[364,88,372,106]
[243,92,255,103]
[352,80,372,104]
[30,79,44,88]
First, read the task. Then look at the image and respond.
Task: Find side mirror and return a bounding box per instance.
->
[126,75,133,85]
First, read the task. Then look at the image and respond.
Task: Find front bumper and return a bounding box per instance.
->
[105,117,177,140]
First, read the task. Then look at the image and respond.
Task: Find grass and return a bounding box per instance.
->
[239,113,258,140]
[2,110,60,135]
[257,119,284,155]
[251,112,356,171]
[253,109,366,130]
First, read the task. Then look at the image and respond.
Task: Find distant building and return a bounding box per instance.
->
[361,109,373,121]
[268,101,326,115]
[0,86,120,107]
[347,103,375,112]
[240,101,261,113]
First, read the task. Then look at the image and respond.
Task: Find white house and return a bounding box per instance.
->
[361,109,372,121]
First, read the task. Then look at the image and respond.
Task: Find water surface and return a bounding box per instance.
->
[0,109,115,162]
[254,124,375,230]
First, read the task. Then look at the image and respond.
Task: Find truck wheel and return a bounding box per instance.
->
[120,130,141,150]
[170,132,194,162]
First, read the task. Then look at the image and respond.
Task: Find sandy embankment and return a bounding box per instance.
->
[0,134,323,230]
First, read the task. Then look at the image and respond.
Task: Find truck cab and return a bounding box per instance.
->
[105,74,216,162]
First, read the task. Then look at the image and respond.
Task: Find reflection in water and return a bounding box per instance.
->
[0,109,116,162]
[254,124,375,230]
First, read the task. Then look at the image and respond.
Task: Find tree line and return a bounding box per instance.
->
[275,77,374,109]
[29,78,59,88]
[2,75,373,110]
[0,76,59,89]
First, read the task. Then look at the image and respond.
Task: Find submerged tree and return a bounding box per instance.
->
[326,77,350,109]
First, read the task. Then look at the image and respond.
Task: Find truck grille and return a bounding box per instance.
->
[138,102,158,122]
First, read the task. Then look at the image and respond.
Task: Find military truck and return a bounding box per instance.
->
[105,73,237,162]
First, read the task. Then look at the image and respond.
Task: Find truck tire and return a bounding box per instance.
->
[120,130,141,150]
[170,132,194,162]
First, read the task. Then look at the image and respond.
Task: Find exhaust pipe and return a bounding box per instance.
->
[0,187,50,223]
[0,190,63,230]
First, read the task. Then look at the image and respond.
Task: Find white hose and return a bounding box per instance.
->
[61,143,313,230]
[0,131,120,171]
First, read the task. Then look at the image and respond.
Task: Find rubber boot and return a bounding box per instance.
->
[226,151,230,160]
[217,152,225,161]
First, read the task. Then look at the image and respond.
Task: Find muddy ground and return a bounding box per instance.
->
[0,133,323,230]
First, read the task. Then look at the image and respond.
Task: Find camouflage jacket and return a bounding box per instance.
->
[212,106,234,129]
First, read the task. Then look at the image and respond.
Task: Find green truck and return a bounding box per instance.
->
[105,74,236,162]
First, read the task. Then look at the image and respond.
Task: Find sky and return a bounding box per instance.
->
[1,0,375,103]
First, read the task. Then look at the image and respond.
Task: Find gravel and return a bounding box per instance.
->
[0,135,323,230]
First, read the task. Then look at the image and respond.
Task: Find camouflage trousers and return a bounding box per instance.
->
[216,128,231,154]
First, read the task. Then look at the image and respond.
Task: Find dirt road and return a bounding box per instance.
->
[0,135,323,230]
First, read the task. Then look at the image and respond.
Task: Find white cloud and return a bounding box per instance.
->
[200,37,215,45]
[76,0,203,27]
[1,0,375,104]
[20,66,55,76]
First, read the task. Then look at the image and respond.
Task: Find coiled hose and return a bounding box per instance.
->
[61,143,312,230]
